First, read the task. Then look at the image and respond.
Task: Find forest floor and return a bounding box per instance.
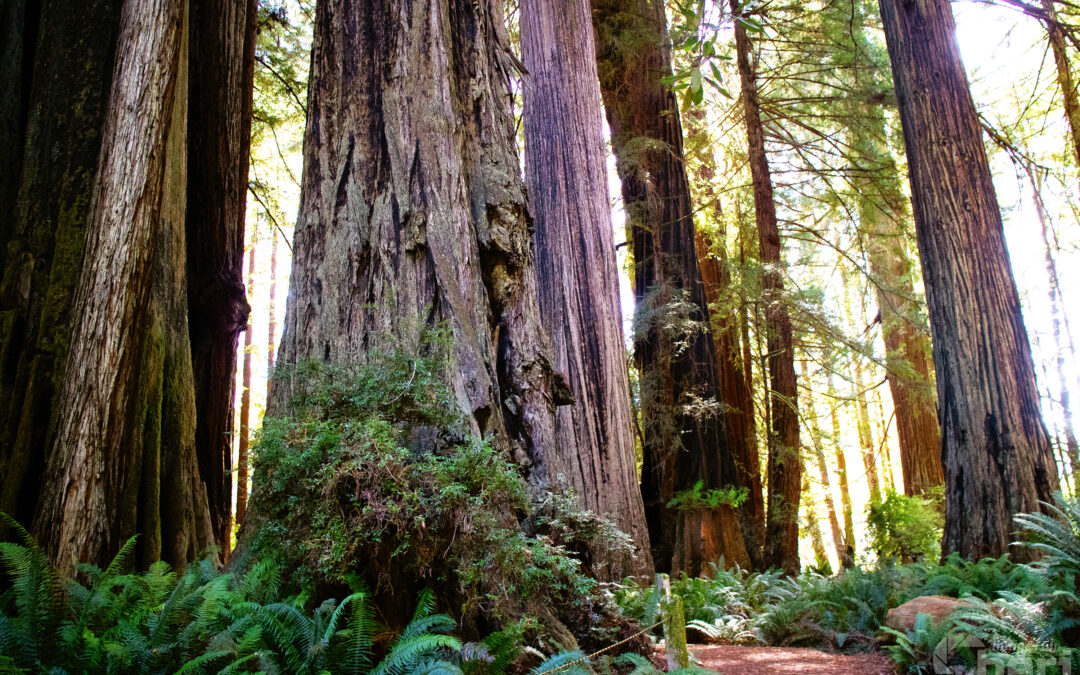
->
[686,644,896,674]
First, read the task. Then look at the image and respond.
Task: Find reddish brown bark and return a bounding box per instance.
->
[521,0,652,578]
[877,0,1060,560]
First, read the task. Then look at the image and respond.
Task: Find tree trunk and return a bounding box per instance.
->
[591,0,750,575]
[187,0,257,555]
[0,0,123,536]
[33,0,220,573]
[687,107,766,570]
[854,361,883,506]
[236,235,256,528]
[801,361,846,562]
[826,365,856,562]
[270,0,564,488]
[877,0,1060,560]
[521,0,652,578]
[732,3,801,575]
[268,228,278,379]
[803,476,831,573]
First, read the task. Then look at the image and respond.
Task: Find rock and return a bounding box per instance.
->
[886,595,970,632]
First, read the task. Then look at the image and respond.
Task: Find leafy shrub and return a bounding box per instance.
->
[244,327,635,649]
[665,482,748,512]
[866,489,943,563]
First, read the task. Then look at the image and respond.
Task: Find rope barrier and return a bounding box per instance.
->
[536,620,665,675]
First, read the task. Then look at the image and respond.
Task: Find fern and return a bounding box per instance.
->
[530,650,590,675]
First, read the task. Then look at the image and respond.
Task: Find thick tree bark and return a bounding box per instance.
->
[268,228,278,379]
[591,0,750,575]
[0,0,123,535]
[33,0,217,572]
[187,0,257,554]
[877,0,1059,560]
[732,5,801,574]
[270,0,564,488]
[521,0,652,578]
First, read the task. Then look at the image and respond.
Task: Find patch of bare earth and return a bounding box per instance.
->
[688,644,896,674]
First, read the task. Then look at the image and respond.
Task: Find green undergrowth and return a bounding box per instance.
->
[613,494,1080,673]
[241,326,641,652]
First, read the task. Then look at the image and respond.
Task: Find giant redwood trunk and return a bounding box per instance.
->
[592,0,750,575]
[732,5,801,574]
[0,0,123,535]
[270,0,564,488]
[521,0,653,578]
[187,0,257,554]
[2,0,255,572]
[877,0,1059,560]
[33,0,212,572]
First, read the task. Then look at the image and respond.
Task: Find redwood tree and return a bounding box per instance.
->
[877,0,1060,560]
[270,0,565,487]
[592,0,750,574]
[732,1,801,574]
[521,0,652,577]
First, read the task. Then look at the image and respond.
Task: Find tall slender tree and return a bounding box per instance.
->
[521,0,652,578]
[731,0,801,574]
[877,0,1060,559]
[592,0,750,574]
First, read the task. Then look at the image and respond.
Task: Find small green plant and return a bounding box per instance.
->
[666,481,748,512]
[866,489,943,563]
[880,612,969,674]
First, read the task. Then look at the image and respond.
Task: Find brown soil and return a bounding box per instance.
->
[688,644,896,674]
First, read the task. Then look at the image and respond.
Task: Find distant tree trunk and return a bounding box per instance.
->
[187,0,257,554]
[687,109,766,570]
[854,361,883,506]
[34,0,217,573]
[802,476,831,573]
[696,229,765,569]
[591,0,750,575]
[877,0,1060,560]
[267,228,278,379]
[801,361,846,562]
[826,358,856,559]
[521,0,652,579]
[270,0,564,487]
[1041,0,1080,168]
[732,1,801,574]
[846,77,944,496]
[0,0,123,535]
[236,236,256,528]
[1028,166,1080,493]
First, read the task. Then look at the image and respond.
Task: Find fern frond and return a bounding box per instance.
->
[372,634,463,675]
[530,650,589,675]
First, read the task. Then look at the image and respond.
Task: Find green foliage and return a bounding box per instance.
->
[665,481,748,512]
[246,327,614,631]
[879,612,966,675]
[0,531,468,674]
[866,489,943,563]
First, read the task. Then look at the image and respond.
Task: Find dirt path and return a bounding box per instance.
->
[688,644,896,674]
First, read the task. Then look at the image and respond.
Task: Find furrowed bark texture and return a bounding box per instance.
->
[877,0,1059,560]
[33,0,217,572]
[0,0,122,534]
[521,0,652,578]
[187,0,257,554]
[733,7,801,575]
[271,0,564,487]
[592,0,750,575]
